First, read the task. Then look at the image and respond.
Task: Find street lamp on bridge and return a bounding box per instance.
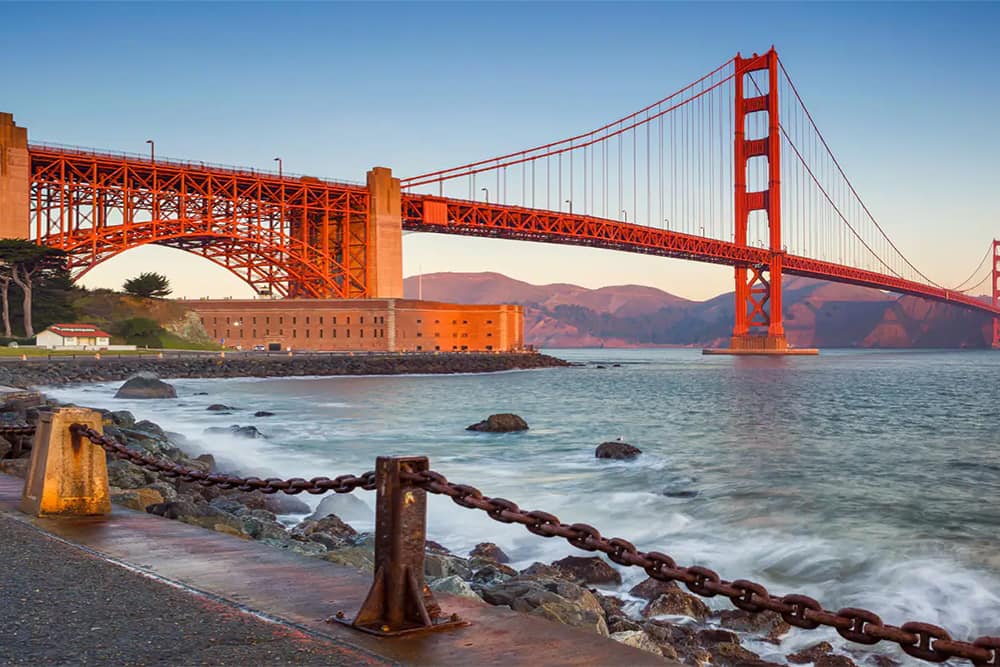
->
[481,187,489,204]
[564,200,572,214]
[621,209,628,222]
[145,139,154,163]
[274,157,282,179]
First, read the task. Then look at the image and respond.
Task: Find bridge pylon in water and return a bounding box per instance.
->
[729,49,791,353]
[993,239,1000,349]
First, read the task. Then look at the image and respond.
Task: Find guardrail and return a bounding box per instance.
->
[11,410,999,663]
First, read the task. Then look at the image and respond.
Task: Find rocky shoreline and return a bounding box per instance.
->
[0,352,570,389]
[0,389,888,667]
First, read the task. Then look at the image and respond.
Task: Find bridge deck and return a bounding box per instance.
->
[0,474,670,666]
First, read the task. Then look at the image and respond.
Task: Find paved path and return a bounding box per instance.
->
[0,514,390,666]
[0,474,670,666]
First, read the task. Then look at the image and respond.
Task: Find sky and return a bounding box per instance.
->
[2,1,998,300]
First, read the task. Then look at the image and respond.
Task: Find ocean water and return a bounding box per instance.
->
[46,349,1000,664]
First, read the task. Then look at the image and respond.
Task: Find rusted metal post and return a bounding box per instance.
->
[333,455,465,636]
[20,407,110,517]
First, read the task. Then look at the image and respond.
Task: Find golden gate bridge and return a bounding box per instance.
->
[7,48,999,350]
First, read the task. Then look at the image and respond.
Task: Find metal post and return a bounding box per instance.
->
[332,455,465,636]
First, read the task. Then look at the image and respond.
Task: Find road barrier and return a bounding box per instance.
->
[11,408,1000,664]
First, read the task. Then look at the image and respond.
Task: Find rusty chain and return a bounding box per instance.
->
[69,424,376,495]
[62,420,998,664]
[0,423,36,437]
[403,468,1000,666]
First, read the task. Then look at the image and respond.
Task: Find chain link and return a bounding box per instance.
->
[0,423,36,437]
[404,468,999,666]
[70,424,376,495]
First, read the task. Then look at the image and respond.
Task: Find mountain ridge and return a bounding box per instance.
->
[403,272,995,348]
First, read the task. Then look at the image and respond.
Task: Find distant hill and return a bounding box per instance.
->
[403,272,995,348]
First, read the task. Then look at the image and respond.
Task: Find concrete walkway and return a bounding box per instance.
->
[0,474,671,666]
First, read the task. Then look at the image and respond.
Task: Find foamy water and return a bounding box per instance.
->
[46,348,1000,664]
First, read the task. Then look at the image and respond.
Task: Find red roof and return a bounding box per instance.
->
[46,323,112,338]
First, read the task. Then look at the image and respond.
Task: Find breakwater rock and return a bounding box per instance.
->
[0,395,861,666]
[0,352,570,388]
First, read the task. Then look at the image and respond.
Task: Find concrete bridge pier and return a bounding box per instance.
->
[0,113,29,239]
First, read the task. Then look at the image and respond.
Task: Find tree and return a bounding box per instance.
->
[0,240,67,338]
[123,272,172,298]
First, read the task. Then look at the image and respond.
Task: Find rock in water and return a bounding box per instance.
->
[114,376,177,399]
[595,441,642,460]
[466,413,529,432]
[550,555,622,585]
[469,542,510,564]
[309,493,373,522]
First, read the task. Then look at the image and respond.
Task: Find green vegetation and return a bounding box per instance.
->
[0,239,72,338]
[0,240,217,350]
[123,272,172,298]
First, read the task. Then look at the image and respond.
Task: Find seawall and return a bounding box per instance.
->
[0,352,570,388]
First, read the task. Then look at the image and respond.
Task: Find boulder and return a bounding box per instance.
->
[716,609,790,643]
[239,514,291,541]
[814,656,859,667]
[610,631,663,657]
[111,487,165,512]
[106,460,155,489]
[593,591,626,620]
[429,575,481,601]
[146,500,245,535]
[628,576,679,600]
[478,576,608,636]
[253,411,275,417]
[595,441,642,460]
[550,555,622,585]
[309,493,373,522]
[114,376,177,399]
[519,562,561,578]
[224,490,310,515]
[425,553,473,580]
[470,564,515,586]
[204,425,264,439]
[469,542,510,564]
[640,589,710,621]
[206,404,236,412]
[607,615,643,634]
[107,410,136,428]
[788,642,834,664]
[466,413,529,432]
[292,514,358,541]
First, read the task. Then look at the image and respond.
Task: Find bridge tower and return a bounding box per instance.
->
[993,239,999,349]
[0,113,29,239]
[730,49,787,352]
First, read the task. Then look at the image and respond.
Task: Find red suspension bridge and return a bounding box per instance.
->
[3,48,998,349]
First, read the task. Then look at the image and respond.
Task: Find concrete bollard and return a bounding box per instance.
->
[20,408,111,517]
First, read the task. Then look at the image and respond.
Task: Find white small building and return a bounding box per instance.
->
[37,323,112,349]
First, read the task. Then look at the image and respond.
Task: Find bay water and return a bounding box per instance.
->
[46,349,1000,663]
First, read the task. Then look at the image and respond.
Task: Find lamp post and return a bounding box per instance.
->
[565,200,572,214]
[145,139,155,162]
[621,209,628,222]
[274,157,282,179]
[481,187,489,204]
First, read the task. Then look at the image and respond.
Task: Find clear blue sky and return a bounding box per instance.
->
[2,2,997,299]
